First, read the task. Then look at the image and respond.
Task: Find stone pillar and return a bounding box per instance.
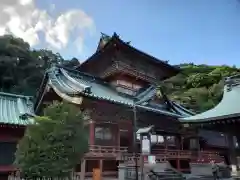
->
[118,163,126,180]
[80,159,86,180]
[89,121,95,145]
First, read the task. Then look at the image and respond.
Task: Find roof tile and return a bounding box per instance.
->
[0,92,34,125]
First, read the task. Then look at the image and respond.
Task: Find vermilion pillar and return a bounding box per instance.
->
[89,121,95,145]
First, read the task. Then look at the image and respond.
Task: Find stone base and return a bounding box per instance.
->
[144,162,170,172]
[118,162,169,180]
[190,163,212,176]
[190,163,231,178]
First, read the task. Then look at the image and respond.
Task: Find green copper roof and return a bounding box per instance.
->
[180,75,240,123]
[0,92,34,125]
[37,66,191,118]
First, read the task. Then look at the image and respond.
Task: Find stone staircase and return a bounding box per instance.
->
[146,162,186,180]
[147,169,185,180]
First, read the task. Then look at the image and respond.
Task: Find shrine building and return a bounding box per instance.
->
[0,33,236,178]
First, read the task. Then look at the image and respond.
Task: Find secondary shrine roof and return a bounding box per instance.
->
[35,66,191,118]
[180,74,240,123]
[0,92,34,126]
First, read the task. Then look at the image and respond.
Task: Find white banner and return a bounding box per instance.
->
[142,137,150,154]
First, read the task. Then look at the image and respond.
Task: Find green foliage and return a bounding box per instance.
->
[0,35,80,95]
[162,64,240,113]
[15,101,88,178]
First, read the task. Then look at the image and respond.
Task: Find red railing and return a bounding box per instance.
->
[85,145,128,158]
[85,146,224,164]
[122,149,224,164]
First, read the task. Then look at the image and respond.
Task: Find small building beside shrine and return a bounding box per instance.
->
[179,75,240,170]
[0,92,34,178]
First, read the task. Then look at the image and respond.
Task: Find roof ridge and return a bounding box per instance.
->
[60,66,112,85]
[0,92,32,99]
[111,34,180,72]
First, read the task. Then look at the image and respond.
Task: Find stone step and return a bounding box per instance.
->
[148,170,185,180]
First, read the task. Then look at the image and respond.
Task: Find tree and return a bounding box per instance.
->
[0,35,66,95]
[63,57,80,68]
[15,101,89,178]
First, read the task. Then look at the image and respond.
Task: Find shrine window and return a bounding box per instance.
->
[157,135,164,143]
[0,142,17,165]
[95,127,112,140]
[150,135,164,144]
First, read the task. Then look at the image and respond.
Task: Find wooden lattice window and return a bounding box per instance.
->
[95,127,112,140]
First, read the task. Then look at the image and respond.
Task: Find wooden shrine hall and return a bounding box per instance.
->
[0,33,235,178]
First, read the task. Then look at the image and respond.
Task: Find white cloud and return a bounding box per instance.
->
[0,0,95,50]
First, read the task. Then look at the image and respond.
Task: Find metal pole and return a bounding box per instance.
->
[133,103,139,180]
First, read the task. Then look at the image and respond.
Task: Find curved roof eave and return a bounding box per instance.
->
[180,75,240,123]
[41,66,183,118]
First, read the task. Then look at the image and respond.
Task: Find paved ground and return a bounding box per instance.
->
[185,175,234,180]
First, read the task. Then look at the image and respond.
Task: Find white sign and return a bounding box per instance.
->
[148,156,156,164]
[142,137,150,154]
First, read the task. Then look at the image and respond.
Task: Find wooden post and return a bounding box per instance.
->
[163,136,168,161]
[164,136,167,149]
[181,136,184,150]
[99,159,103,176]
[89,121,95,145]
[117,125,120,147]
[80,159,86,180]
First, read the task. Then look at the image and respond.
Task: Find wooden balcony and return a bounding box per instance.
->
[84,146,224,164]
[85,145,128,159]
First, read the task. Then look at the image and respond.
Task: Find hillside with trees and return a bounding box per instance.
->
[163,64,240,113]
[0,35,239,113]
[0,35,79,95]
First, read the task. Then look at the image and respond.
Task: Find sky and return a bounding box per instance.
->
[1,0,240,66]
